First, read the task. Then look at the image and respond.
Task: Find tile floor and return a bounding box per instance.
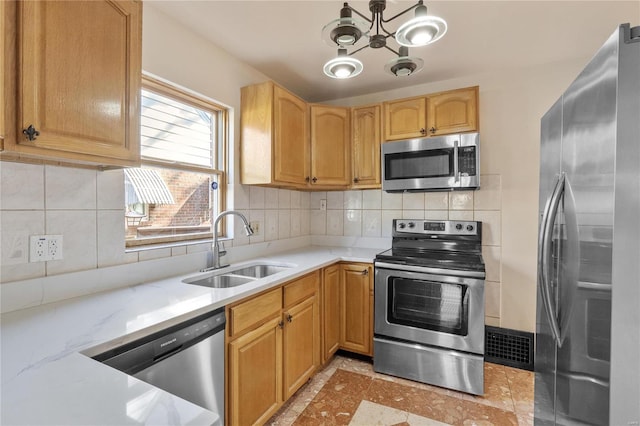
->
[269,353,534,425]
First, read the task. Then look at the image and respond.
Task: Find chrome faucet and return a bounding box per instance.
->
[209,210,254,270]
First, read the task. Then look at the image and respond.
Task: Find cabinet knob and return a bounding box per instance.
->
[361,269,369,276]
[286,313,293,323]
[420,128,426,135]
[305,176,310,183]
[278,320,284,329]
[311,177,318,183]
[353,177,359,183]
[22,125,40,141]
[429,127,436,134]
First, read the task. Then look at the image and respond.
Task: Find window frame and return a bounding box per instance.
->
[125,73,228,248]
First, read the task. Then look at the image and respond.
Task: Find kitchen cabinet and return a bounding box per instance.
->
[383,86,479,141]
[383,96,427,141]
[339,263,373,356]
[426,86,479,136]
[309,105,351,188]
[321,264,340,363]
[226,272,320,426]
[1,0,142,167]
[1,0,8,150]
[240,81,309,189]
[351,104,381,188]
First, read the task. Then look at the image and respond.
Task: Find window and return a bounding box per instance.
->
[125,74,227,247]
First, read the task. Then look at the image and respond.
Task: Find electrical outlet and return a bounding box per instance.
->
[320,199,327,211]
[30,235,48,262]
[48,235,63,260]
[250,221,261,236]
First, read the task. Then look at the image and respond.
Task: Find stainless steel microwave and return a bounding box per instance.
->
[382,132,480,192]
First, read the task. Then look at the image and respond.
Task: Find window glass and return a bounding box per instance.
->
[126,75,226,247]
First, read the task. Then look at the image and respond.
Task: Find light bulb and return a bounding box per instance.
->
[333,64,355,78]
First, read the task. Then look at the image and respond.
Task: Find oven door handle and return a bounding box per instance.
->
[375,262,485,280]
[538,173,564,346]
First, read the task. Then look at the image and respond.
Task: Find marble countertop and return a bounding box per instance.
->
[0,245,380,425]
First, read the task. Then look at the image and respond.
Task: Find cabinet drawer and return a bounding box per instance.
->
[284,271,319,308]
[229,288,282,338]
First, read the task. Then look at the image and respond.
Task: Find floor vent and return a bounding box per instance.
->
[485,326,534,371]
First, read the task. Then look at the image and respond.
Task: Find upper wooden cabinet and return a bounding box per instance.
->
[1,0,142,166]
[351,104,381,189]
[427,86,479,136]
[384,86,479,141]
[383,96,427,141]
[240,81,309,189]
[309,105,351,188]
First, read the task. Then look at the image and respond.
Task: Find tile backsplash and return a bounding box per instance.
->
[0,161,502,325]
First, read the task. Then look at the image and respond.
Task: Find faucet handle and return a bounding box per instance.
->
[217,241,227,256]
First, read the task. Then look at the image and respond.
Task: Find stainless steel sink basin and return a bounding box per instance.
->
[228,264,290,278]
[185,274,256,289]
[183,262,293,289]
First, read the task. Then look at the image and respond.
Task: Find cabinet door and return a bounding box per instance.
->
[273,86,309,186]
[322,264,340,363]
[283,295,319,399]
[426,86,479,136]
[229,317,283,426]
[310,105,351,187]
[339,263,372,356]
[383,97,426,141]
[14,1,141,166]
[352,104,381,188]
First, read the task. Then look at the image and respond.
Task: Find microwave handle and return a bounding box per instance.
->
[453,141,460,183]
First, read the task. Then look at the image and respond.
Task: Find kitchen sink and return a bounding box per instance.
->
[227,264,290,278]
[183,262,293,289]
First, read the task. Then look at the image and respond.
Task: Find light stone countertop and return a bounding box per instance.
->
[0,245,380,425]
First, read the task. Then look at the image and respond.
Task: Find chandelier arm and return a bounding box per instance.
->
[378,20,397,37]
[384,45,401,56]
[380,0,422,24]
[347,43,372,56]
[345,4,373,23]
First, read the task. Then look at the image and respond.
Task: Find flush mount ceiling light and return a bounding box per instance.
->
[322,0,447,79]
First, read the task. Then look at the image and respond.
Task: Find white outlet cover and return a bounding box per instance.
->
[48,235,64,260]
[30,235,49,262]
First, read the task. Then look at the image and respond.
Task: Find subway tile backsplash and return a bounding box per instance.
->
[0,161,503,326]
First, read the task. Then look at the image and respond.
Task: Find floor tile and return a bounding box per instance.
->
[270,354,534,426]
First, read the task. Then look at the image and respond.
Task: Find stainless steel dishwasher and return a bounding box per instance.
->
[92,307,226,423]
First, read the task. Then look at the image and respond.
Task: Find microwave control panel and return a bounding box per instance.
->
[458,146,477,176]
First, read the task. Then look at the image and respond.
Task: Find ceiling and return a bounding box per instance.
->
[148,1,639,102]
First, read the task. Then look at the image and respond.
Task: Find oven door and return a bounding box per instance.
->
[374,262,485,355]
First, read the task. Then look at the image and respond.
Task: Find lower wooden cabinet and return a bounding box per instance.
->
[339,263,373,356]
[321,264,340,363]
[228,317,282,426]
[226,271,320,426]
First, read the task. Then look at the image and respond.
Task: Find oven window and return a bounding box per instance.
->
[385,149,453,180]
[387,277,468,335]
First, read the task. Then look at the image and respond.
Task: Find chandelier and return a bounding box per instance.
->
[322,0,447,79]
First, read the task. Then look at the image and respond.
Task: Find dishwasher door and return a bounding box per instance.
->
[133,329,225,422]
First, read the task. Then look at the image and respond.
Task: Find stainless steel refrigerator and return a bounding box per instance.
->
[535,24,640,425]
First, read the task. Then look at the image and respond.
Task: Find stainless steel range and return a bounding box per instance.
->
[374,219,486,395]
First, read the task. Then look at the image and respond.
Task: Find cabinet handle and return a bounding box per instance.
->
[420,128,426,135]
[353,177,360,183]
[361,269,369,276]
[286,313,293,323]
[429,127,436,134]
[278,320,284,329]
[305,176,310,183]
[311,177,317,183]
[22,125,40,141]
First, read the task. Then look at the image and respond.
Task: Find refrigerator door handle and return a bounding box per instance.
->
[538,173,565,346]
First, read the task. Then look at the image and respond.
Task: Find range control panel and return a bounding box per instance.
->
[394,219,480,236]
